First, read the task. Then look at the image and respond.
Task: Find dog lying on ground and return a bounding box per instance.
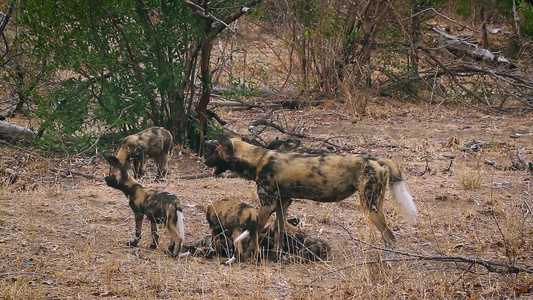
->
[204,134,418,250]
[104,155,185,257]
[260,220,331,262]
[114,127,173,179]
[206,199,260,265]
[182,221,330,263]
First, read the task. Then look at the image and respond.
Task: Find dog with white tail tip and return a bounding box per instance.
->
[204,134,418,251]
[104,155,185,257]
[206,199,260,265]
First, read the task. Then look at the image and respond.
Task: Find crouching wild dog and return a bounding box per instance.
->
[114,127,173,179]
[206,200,260,265]
[104,155,185,257]
[204,134,418,249]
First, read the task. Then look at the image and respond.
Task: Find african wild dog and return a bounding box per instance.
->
[266,137,330,155]
[104,155,185,257]
[266,137,301,151]
[206,199,260,265]
[204,134,418,250]
[261,221,332,262]
[183,224,330,262]
[114,127,173,179]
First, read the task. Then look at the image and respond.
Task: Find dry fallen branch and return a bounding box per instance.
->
[0,120,39,141]
[484,159,503,170]
[178,172,238,180]
[432,27,513,66]
[336,223,533,274]
[50,167,101,180]
[249,118,307,139]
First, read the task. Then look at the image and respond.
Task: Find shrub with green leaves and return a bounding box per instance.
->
[519,0,533,36]
[14,0,257,150]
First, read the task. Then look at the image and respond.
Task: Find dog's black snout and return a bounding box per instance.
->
[104,175,118,187]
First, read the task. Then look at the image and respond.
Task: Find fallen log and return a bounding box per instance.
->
[0,121,38,141]
[432,27,513,67]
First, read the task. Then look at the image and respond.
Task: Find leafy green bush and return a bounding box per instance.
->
[519,0,533,36]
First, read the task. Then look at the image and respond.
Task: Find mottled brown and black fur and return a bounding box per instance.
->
[114,127,173,179]
[261,222,331,262]
[104,156,185,257]
[204,134,418,249]
[266,138,329,155]
[206,200,260,264]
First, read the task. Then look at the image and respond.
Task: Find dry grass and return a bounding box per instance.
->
[1,104,533,299]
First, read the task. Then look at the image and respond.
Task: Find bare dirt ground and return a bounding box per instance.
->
[1,100,533,299]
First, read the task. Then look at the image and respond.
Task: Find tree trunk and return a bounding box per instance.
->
[193,16,215,155]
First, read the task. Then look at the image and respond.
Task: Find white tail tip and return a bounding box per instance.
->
[177,211,185,240]
[234,230,250,243]
[224,255,237,265]
[391,181,418,224]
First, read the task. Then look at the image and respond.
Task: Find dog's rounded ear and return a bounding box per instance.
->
[104,155,121,167]
[213,134,234,157]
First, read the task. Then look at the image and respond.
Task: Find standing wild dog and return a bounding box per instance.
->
[114,127,173,179]
[104,155,185,257]
[204,134,418,250]
[206,199,260,265]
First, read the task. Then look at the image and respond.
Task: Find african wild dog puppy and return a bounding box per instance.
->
[104,155,185,257]
[204,134,418,250]
[261,221,331,262]
[182,235,220,259]
[206,199,260,265]
[114,127,173,179]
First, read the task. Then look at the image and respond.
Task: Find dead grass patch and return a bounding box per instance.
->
[1,104,532,299]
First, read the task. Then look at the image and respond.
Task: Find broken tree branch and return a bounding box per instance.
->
[336,222,533,274]
[432,27,513,66]
[0,121,39,141]
[50,167,101,180]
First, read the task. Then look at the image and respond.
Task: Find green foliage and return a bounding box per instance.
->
[519,0,533,36]
[14,0,260,147]
[223,75,261,100]
[29,133,98,155]
[16,0,206,138]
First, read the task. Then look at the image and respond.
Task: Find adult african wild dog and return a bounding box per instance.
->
[204,134,418,249]
[206,199,260,265]
[114,127,173,179]
[104,155,185,257]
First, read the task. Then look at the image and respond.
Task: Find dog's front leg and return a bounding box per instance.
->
[257,185,278,230]
[150,221,159,249]
[127,213,144,247]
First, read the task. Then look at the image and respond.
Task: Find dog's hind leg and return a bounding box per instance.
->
[166,218,183,257]
[150,221,159,249]
[223,230,243,265]
[361,161,396,248]
[243,230,259,263]
[154,153,169,179]
[368,210,396,249]
[275,199,293,246]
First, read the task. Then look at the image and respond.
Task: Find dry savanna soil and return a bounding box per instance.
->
[1,101,533,299]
